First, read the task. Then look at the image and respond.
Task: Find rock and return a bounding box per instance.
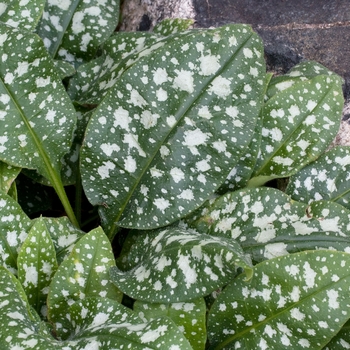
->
[120,0,350,146]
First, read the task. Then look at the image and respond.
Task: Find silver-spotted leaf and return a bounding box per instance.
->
[249,74,344,186]
[110,226,252,303]
[0,190,31,274]
[134,298,207,350]
[208,250,350,349]
[323,319,350,349]
[47,227,123,339]
[286,146,350,209]
[36,0,120,64]
[81,23,266,237]
[17,217,58,318]
[30,216,85,264]
[266,60,339,99]
[153,18,194,36]
[69,297,193,349]
[0,266,60,349]
[0,161,20,194]
[68,31,162,105]
[0,0,45,31]
[186,187,350,263]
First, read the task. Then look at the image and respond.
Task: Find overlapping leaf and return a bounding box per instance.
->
[0,161,20,194]
[208,250,350,349]
[110,226,252,303]
[36,0,120,64]
[0,0,45,31]
[186,187,350,263]
[81,23,266,237]
[134,298,207,350]
[17,217,58,317]
[286,146,350,209]
[0,267,192,349]
[47,227,123,339]
[153,18,194,36]
[249,74,343,187]
[266,60,339,99]
[0,190,31,274]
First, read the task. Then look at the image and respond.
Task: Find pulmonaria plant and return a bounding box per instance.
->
[0,1,350,349]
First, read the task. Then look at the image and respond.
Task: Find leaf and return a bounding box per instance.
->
[69,297,193,349]
[81,23,266,237]
[0,161,21,194]
[186,187,350,263]
[36,0,120,64]
[0,24,78,225]
[207,250,350,350]
[323,320,350,349]
[286,146,350,209]
[0,190,31,274]
[249,75,344,187]
[47,227,123,339]
[31,216,85,264]
[0,0,45,31]
[110,226,252,303]
[134,297,207,350]
[0,266,59,349]
[153,18,194,36]
[67,31,163,105]
[17,217,58,318]
[53,59,76,79]
[266,60,339,99]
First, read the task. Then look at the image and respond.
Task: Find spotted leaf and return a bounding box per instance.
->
[208,250,350,349]
[323,319,350,349]
[0,161,20,194]
[81,23,266,237]
[17,217,58,318]
[0,190,31,274]
[110,227,253,303]
[47,227,123,339]
[36,0,120,65]
[0,0,45,31]
[134,297,207,350]
[249,74,344,187]
[286,146,350,209]
[186,187,350,263]
[153,18,194,36]
[30,216,85,265]
[68,297,193,349]
[68,31,169,105]
[266,60,339,99]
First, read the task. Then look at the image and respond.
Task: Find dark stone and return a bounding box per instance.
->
[138,14,152,31]
[194,0,350,90]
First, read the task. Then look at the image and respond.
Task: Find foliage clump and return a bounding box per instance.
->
[0,1,349,349]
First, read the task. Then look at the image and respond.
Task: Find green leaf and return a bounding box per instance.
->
[0,24,78,226]
[323,320,350,349]
[36,0,120,64]
[153,18,194,36]
[0,190,31,274]
[67,31,163,105]
[69,297,193,349]
[0,0,45,31]
[134,298,207,350]
[0,266,60,349]
[47,227,123,339]
[286,146,350,209]
[186,187,350,263]
[0,161,20,194]
[17,217,58,318]
[207,250,350,350]
[81,23,266,237]
[110,226,252,303]
[53,59,76,79]
[266,61,340,99]
[249,75,344,187]
[31,216,85,265]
